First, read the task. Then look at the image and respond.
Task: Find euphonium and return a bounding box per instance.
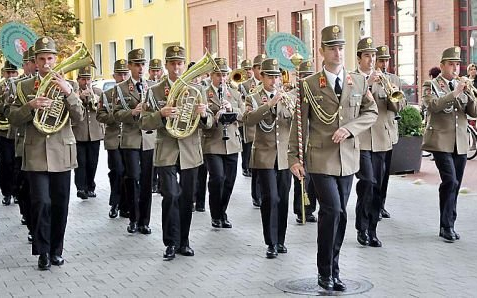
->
[375,68,404,103]
[229,68,247,89]
[33,43,95,134]
[165,50,218,139]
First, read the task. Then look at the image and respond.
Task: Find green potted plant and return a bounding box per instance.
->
[389,105,423,174]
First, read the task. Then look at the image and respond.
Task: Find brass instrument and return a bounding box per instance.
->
[165,50,218,139]
[275,83,296,115]
[454,74,477,99]
[375,68,405,103]
[229,68,247,89]
[86,84,99,111]
[32,43,95,134]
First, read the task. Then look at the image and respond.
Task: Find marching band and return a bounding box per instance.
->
[0,23,475,293]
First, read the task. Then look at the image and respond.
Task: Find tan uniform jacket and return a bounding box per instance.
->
[0,78,13,138]
[96,87,121,150]
[139,78,213,169]
[72,86,105,142]
[422,75,477,154]
[288,70,378,176]
[240,77,260,143]
[113,78,156,151]
[8,75,84,172]
[359,72,405,151]
[243,88,293,170]
[202,85,244,155]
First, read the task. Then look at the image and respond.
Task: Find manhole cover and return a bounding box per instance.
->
[274,277,373,296]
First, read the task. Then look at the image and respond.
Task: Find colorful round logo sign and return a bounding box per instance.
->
[0,22,38,67]
[266,33,310,70]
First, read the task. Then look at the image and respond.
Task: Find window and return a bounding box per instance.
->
[109,41,117,73]
[124,0,132,10]
[108,0,115,14]
[93,0,101,18]
[144,36,154,61]
[388,0,418,103]
[292,10,314,61]
[125,38,134,56]
[258,16,276,54]
[203,25,217,55]
[94,44,102,76]
[229,21,245,69]
[459,0,477,71]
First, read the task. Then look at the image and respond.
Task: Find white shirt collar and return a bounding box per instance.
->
[253,77,261,86]
[323,66,344,88]
[357,68,373,80]
[440,75,456,86]
[263,88,276,99]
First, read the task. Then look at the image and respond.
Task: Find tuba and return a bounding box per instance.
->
[33,43,95,134]
[165,50,218,139]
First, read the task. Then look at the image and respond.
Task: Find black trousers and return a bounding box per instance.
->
[28,171,71,256]
[380,148,393,210]
[0,136,15,197]
[251,169,261,200]
[310,173,353,278]
[194,162,208,207]
[74,140,100,192]
[431,151,467,229]
[152,166,160,189]
[257,165,291,246]
[15,157,31,232]
[355,150,387,232]
[205,153,238,220]
[241,133,252,170]
[107,149,128,212]
[293,173,317,216]
[122,149,153,226]
[159,165,197,248]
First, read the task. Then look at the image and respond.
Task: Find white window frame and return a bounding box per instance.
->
[144,35,154,62]
[94,43,103,76]
[125,38,134,57]
[93,0,101,18]
[109,41,117,74]
[124,0,133,10]
[108,0,116,15]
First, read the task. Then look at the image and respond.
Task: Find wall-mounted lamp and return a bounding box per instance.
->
[429,21,439,32]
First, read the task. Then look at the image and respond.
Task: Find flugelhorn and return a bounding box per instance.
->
[274,83,296,115]
[229,68,247,89]
[86,84,99,111]
[454,72,477,99]
[375,68,404,103]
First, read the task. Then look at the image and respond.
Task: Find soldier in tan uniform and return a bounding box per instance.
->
[243,58,293,259]
[0,60,19,206]
[113,48,156,235]
[240,59,254,80]
[353,38,405,248]
[239,54,266,207]
[422,46,477,242]
[97,59,130,218]
[288,25,378,291]
[140,45,213,260]
[9,36,84,270]
[375,45,404,219]
[73,66,105,199]
[202,57,244,228]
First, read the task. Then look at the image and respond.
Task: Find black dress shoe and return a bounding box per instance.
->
[38,253,51,270]
[306,214,317,223]
[21,216,27,225]
[195,204,205,212]
[317,275,333,291]
[179,246,195,256]
[76,190,88,200]
[452,228,460,240]
[127,221,138,233]
[28,233,33,243]
[277,244,287,253]
[211,219,222,228]
[252,198,261,207]
[368,232,382,247]
[2,195,12,206]
[119,210,130,218]
[439,227,456,242]
[357,230,370,246]
[51,255,64,266]
[138,225,152,234]
[242,169,249,177]
[381,208,391,218]
[87,191,96,198]
[152,185,159,193]
[266,245,278,259]
[221,219,232,228]
[333,277,347,291]
[13,196,19,204]
[296,215,304,224]
[109,205,119,218]
[163,246,176,260]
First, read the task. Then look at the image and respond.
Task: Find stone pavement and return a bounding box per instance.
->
[1,150,477,297]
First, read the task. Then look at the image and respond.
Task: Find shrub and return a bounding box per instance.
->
[398,105,423,136]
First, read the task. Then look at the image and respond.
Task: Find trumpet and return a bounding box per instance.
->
[86,84,99,111]
[274,83,296,114]
[375,68,405,103]
[454,73,477,98]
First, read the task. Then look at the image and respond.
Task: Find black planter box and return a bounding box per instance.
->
[389,136,423,175]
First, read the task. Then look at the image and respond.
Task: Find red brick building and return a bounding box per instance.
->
[187,0,477,103]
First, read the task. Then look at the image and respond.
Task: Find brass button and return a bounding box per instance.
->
[339,106,343,110]
[339,116,343,120]
[46,135,50,139]
[456,124,459,127]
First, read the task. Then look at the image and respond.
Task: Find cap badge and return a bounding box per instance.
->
[381,46,387,52]
[138,49,144,55]
[306,61,311,67]
[366,38,373,45]
[272,59,278,65]
[120,59,126,65]
[42,37,49,44]
[173,46,179,52]
[219,59,224,65]
[455,47,461,53]
[261,54,266,58]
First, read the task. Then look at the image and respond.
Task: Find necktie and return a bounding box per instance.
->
[334,77,342,97]
[136,82,142,93]
[449,81,454,91]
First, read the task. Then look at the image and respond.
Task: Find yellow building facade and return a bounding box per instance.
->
[72,0,187,79]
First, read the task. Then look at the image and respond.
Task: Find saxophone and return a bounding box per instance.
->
[165,50,218,139]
